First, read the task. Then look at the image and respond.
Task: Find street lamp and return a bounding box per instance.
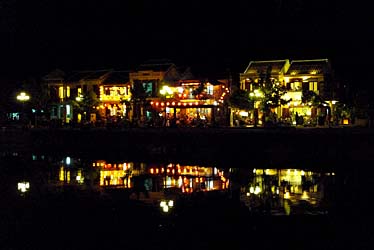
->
[17,92,30,124]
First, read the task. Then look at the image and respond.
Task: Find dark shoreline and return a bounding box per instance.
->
[2,127,374,170]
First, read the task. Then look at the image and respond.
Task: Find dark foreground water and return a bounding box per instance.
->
[0,152,373,250]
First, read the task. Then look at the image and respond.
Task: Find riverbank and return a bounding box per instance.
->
[2,127,374,169]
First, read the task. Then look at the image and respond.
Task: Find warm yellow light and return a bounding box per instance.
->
[17,182,30,193]
[17,92,30,101]
[160,201,166,207]
[284,191,290,199]
[168,200,174,207]
[162,205,169,213]
[343,119,349,125]
[301,191,309,200]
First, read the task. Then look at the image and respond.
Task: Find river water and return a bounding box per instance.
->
[0,151,371,249]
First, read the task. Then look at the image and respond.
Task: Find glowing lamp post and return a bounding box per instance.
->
[17,92,30,124]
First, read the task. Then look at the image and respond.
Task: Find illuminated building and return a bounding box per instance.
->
[239,59,338,127]
[43,69,130,125]
[127,60,232,126]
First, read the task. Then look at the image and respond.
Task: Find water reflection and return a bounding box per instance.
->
[240,168,336,215]
[57,160,229,194]
[2,153,337,216]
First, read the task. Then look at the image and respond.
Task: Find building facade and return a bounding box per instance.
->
[239,59,336,126]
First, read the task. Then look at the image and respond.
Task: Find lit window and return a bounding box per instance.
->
[207,85,213,95]
[309,82,318,91]
[59,87,64,99]
[66,87,70,97]
[78,88,82,96]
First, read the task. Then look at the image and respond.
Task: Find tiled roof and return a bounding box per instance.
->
[286,59,330,75]
[136,63,175,72]
[102,71,130,84]
[244,60,289,74]
[83,70,112,80]
[66,70,112,82]
[43,69,66,81]
[136,59,175,72]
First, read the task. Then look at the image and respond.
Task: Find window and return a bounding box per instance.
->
[291,81,302,90]
[207,85,213,95]
[66,87,70,97]
[142,82,153,96]
[59,86,64,99]
[309,82,318,91]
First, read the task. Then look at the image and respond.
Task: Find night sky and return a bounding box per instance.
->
[1,0,372,89]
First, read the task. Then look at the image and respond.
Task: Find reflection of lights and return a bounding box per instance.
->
[168,200,174,207]
[18,182,30,193]
[160,200,174,213]
[17,92,30,101]
[301,191,309,200]
[66,157,71,165]
[254,186,261,195]
[284,191,290,199]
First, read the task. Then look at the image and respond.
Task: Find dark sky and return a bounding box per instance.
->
[1,0,372,88]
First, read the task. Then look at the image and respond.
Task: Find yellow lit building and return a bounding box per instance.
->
[129,60,231,126]
[239,59,336,126]
[44,69,131,125]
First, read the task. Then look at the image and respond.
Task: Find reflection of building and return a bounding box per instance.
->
[239,59,336,126]
[241,168,334,215]
[93,161,133,187]
[148,163,229,193]
[56,160,229,194]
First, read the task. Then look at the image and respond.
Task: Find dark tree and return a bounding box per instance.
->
[228,86,253,110]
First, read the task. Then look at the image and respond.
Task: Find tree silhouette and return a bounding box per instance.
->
[72,89,99,122]
[228,86,253,110]
[130,80,148,124]
[257,66,291,125]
